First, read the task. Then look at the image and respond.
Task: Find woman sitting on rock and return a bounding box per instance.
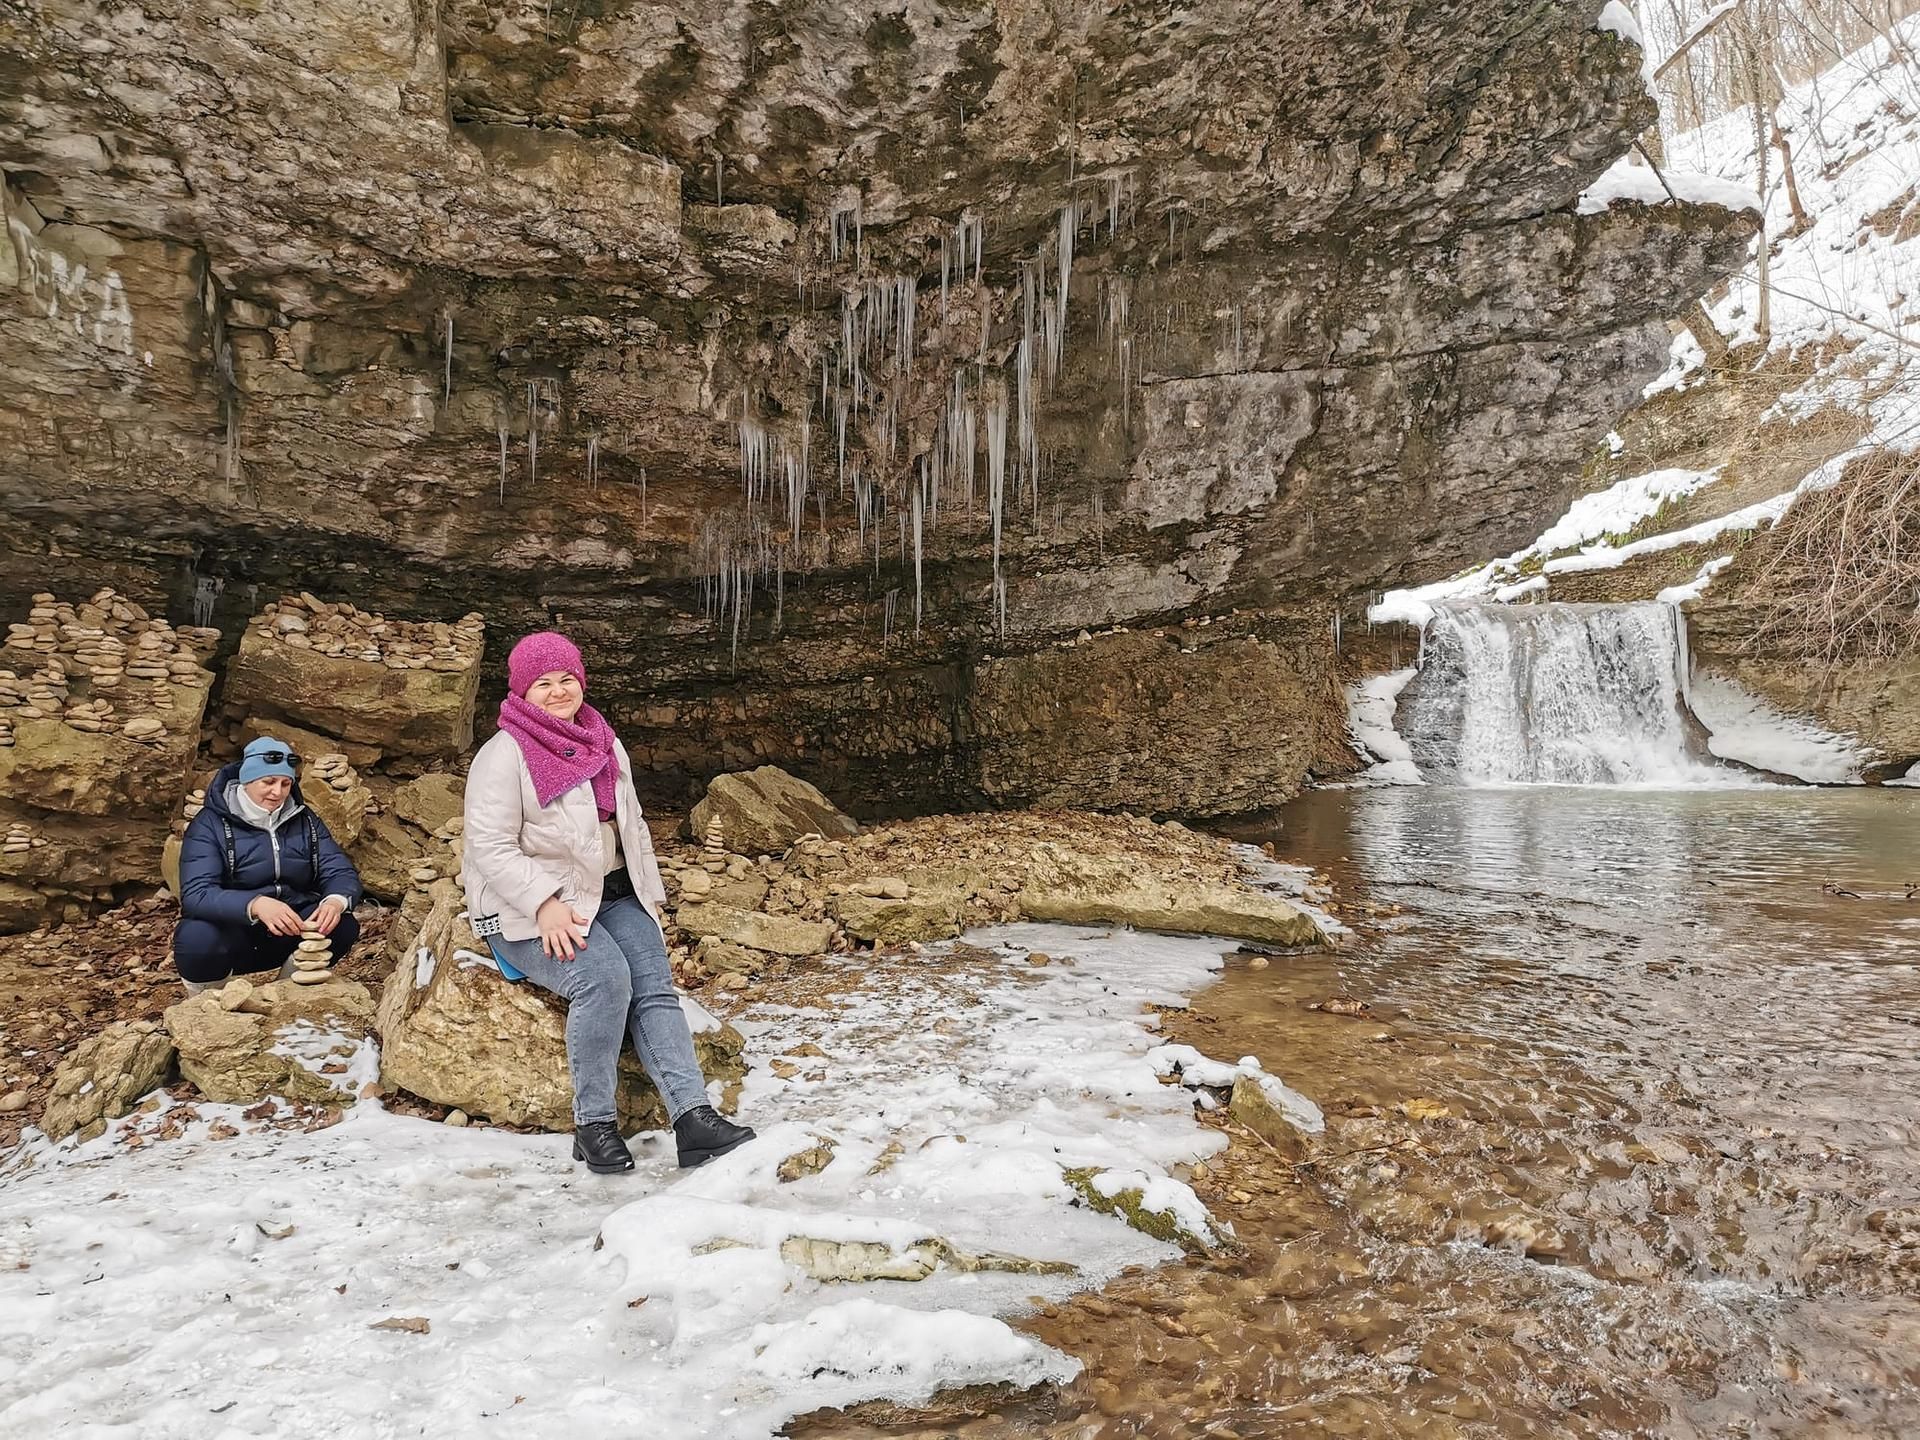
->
[174,736,363,994]
[464,631,755,1174]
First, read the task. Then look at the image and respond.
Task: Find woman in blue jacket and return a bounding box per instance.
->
[173,736,364,994]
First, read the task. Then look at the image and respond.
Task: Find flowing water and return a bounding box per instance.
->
[1401,603,1731,785]
[808,786,1920,1439]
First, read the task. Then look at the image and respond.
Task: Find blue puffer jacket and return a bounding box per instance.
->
[177,761,362,928]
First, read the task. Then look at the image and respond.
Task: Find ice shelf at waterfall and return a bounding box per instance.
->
[1686,674,1871,784]
[1343,668,1422,785]
[1395,603,1739,787]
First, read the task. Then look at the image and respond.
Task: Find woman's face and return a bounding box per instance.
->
[244,775,292,811]
[526,669,584,722]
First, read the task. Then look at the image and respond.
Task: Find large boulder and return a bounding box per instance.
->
[0,806,167,893]
[690,766,858,858]
[377,888,747,1131]
[164,976,378,1105]
[39,1020,177,1142]
[828,887,967,946]
[223,625,480,761]
[1018,843,1326,947]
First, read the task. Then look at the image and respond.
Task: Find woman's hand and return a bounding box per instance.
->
[249,896,304,937]
[307,898,346,937]
[536,896,591,960]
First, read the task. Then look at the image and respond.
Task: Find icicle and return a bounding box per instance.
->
[191,574,223,629]
[443,314,453,407]
[497,423,508,502]
[911,472,924,637]
[586,434,599,491]
[525,381,540,484]
[714,152,724,205]
[638,465,648,529]
[985,385,1008,631]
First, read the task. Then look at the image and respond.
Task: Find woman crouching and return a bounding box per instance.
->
[464,631,755,1173]
[173,737,363,994]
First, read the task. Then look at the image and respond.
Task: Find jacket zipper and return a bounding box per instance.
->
[269,826,283,895]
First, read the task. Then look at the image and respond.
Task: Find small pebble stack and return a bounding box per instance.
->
[311,754,356,795]
[289,923,333,986]
[701,817,729,875]
[3,821,46,856]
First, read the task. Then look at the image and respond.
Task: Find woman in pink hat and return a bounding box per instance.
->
[463,631,755,1173]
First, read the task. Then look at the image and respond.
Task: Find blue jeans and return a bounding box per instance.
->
[486,896,708,1127]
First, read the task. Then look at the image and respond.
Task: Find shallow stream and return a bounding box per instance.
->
[811,786,1920,1438]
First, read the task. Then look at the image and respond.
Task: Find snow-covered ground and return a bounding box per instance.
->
[0,923,1312,1440]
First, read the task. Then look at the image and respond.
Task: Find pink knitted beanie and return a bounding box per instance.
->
[507,631,586,698]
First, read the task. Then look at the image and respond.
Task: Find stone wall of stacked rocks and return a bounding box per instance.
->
[0,590,218,930]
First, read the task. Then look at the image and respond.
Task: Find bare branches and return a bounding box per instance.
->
[1751,447,1920,666]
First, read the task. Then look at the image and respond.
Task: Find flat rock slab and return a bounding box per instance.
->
[0,715,199,819]
[1019,843,1326,947]
[828,889,965,946]
[690,765,858,858]
[674,901,834,957]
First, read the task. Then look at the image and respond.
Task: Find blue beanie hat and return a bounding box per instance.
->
[239,736,299,784]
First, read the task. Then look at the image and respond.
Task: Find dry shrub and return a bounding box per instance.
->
[1751,445,1920,666]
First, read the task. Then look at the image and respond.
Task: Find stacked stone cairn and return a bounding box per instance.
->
[0,590,218,930]
[311,753,355,796]
[255,595,484,672]
[4,821,47,857]
[0,590,216,747]
[289,922,333,985]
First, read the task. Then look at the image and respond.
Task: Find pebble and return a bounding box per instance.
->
[444,1109,469,1127]
[0,1090,28,1113]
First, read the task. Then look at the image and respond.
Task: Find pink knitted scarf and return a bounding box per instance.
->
[497,692,620,820]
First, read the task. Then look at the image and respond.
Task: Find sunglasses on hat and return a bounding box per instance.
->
[251,749,301,767]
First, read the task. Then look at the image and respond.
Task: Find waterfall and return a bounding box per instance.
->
[1400,602,1725,786]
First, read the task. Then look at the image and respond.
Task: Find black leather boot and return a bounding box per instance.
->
[673,1105,756,1169]
[572,1121,635,1174]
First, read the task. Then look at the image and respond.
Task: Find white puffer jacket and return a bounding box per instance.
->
[461,730,667,942]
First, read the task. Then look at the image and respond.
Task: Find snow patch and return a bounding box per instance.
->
[1577,156,1759,216]
[1655,554,1733,604]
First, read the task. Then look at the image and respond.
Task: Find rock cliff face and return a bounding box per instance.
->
[0,0,1753,815]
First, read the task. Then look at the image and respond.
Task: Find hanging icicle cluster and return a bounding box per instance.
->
[706,172,1142,659]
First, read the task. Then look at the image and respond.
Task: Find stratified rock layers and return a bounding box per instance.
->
[0,0,1754,815]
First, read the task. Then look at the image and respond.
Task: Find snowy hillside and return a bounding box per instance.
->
[1373,13,1920,623]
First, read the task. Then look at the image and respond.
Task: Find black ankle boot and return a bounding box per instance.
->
[572,1121,634,1174]
[673,1105,756,1169]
